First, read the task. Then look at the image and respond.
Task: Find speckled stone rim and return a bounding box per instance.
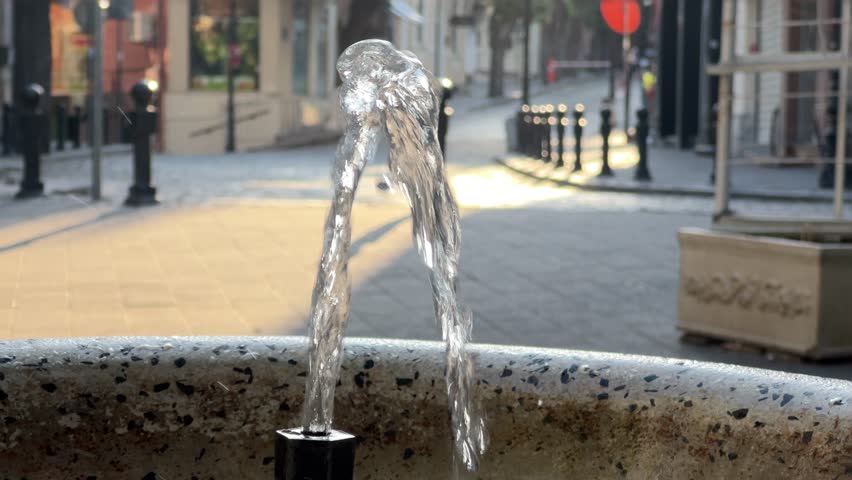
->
[0,336,850,479]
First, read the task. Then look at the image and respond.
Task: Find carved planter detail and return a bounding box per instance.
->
[678,228,852,359]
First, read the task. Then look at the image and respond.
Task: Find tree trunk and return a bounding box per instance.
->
[339,0,390,53]
[13,0,52,152]
[488,45,506,97]
[488,14,512,98]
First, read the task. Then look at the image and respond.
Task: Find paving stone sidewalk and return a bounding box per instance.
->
[1,79,850,382]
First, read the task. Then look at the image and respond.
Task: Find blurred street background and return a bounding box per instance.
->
[1,0,852,381]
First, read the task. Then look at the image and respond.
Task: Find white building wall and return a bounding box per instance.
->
[731,0,755,153]
[756,0,783,146]
[731,0,783,154]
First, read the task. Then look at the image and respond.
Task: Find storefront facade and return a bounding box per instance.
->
[164,0,338,154]
[49,0,165,145]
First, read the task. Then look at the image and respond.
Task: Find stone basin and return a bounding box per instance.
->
[0,337,850,479]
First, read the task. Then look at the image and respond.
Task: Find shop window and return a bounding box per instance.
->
[190,0,260,91]
[786,0,841,53]
[292,0,310,96]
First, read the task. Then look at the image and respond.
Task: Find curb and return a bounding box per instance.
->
[495,156,850,204]
[0,144,132,165]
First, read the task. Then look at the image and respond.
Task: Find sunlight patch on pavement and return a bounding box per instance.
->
[560,131,629,149]
[548,149,639,183]
[245,179,331,189]
[448,165,577,208]
[0,201,417,339]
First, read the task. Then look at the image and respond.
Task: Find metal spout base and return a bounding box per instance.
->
[275,428,356,480]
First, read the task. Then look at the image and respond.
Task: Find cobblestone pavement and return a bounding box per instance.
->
[1,80,849,381]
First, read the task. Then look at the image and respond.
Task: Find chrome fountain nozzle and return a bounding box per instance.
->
[275,428,356,480]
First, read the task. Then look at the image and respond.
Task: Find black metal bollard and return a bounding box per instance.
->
[437,78,455,157]
[542,104,554,162]
[540,108,550,160]
[518,104,530,153]
[535,105,545,159]
[555,104,567,167]
[15,84,46,199]
[275,429,356,480]
[70,106,82,149]
[437,105,453,157]
[547,114,558,162]
[634,108,652,181]
[521,106,533,156]
[125,81,159,206]
[572,104,586,172]
[599,107,614,177]
[529,105,541,158]
[55,105,67,151]
[2,103,15,155]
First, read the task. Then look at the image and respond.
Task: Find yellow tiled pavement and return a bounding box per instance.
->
[0,201,415,339]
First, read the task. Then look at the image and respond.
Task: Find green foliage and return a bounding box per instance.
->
[563,0,601,19]
[487,0,546,23]
[488,0,596,23]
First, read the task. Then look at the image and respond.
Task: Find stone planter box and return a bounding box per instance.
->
[678,227,852,359]
[1,336,850,478]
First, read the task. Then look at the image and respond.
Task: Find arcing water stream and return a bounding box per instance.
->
[301,39,487,471]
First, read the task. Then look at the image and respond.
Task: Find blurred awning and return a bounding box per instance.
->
[389,0,424,24]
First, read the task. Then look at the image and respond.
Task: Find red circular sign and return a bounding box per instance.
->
[600,0,641,35]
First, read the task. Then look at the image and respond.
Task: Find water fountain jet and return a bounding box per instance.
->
[285,39,486,478]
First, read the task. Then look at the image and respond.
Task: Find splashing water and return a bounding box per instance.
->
[301,39,487,471]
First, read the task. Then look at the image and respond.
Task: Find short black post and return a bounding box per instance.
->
[517,104,529,153]
[819,105,838,189]
[572,104,586,172]
[555,104,567,167]
[275,429,356,480]
[71,106,82,149]
[2,103,14,155]
[634,108,652,181]
[599,107,614,176]
[125,81,158,206]
[529,105,541,158]
[521,106,532,156]
[15,84,46,199]
[437,78,454,157]
[542,104,554,162]
[55,105,66,151]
